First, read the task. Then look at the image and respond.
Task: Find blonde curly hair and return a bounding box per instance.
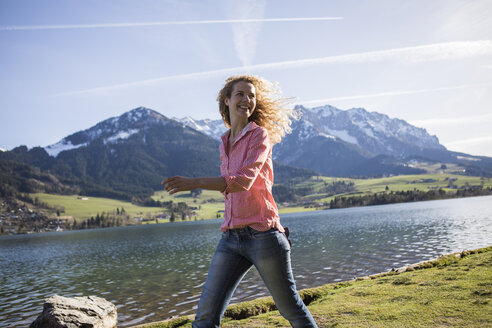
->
[218,75,299,145]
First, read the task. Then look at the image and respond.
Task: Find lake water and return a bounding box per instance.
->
[1,196,491,327]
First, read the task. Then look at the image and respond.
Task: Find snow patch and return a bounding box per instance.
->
[298,121,318,141]
[104,129,140,144]
[325,128,358,145]
[45,140,88,157]
[87,128,104,141]
[175,117,226,140]
[306,105,339,118]
[319,133,336,140]
[353,121,375,138]
[457,155,481,162]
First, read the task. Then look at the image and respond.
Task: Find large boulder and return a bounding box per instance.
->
[30,295,117,328]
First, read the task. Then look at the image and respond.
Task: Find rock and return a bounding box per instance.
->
[30,295,117,328]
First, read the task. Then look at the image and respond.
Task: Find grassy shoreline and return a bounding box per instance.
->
[30,173,492,221]
[132,246,492,328]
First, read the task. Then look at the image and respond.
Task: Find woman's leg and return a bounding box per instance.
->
[248,229,318,328]
[193,233,252,328]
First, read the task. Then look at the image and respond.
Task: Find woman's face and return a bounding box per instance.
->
[225,81,256,124]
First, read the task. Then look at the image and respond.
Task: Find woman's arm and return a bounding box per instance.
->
[162,176,226,195]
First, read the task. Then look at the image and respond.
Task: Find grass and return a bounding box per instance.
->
[30,174,492,220]
[30,193,164,219]
[152,189,224,220]
[291,174,492,205]
[134,246,492,328]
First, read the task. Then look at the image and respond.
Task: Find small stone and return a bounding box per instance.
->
[30,295,117,328]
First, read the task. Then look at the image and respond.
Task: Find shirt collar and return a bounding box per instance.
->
[221,121,258,145]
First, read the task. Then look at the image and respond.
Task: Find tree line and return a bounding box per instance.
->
[273,180,355,203]
[328,187,492,209]
[72,211,131,229]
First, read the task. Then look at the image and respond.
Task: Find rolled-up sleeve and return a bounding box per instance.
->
[222,128,270,195]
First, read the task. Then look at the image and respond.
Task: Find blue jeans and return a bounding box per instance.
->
[192,227,317,328]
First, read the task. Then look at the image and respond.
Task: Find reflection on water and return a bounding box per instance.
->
[1,196,491,327]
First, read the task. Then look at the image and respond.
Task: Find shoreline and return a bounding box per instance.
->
[3,193,491,238]
[130,245,492,328]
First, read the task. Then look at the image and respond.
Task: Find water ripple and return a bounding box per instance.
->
[0,196,491,327]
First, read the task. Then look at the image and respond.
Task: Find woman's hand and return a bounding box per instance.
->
[161,176,197,194]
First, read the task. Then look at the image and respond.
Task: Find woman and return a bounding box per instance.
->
[162,75,317,328]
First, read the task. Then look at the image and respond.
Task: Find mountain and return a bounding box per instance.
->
[1,107,314,200]
[177,105,492,177]
[1,107,222,200]
[173,116,227,141]
[2,105,491,202]
[294,105,444,156]
[0,158,77,198]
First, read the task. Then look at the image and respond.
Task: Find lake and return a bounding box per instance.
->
[1,196,491,327]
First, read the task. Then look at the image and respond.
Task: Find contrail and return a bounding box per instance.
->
[300,82,492,105]
[56,67,242,96]
[56,41,492,96]
[226,0,266,67]
[0,17,343,31]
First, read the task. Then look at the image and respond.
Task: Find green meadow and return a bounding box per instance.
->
[30,193,164,219]
[30,174,492,220]
[152,189,225,220]
[298,174,491,204]
[133,246,492,328]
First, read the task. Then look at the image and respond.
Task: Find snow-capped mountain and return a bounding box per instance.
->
[3,105,490,201]
[45,107,172,157]
[296,105,444,156]
[14,107,224,199]
[12,107,311,199]
[173,116,227,141]
[275,105,450,176]
[176,105,444,155]
[174,104,463,176]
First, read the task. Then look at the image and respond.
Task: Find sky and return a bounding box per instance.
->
[1,0,491,157]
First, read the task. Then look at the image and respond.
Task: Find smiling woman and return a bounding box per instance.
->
[161,75,317,328]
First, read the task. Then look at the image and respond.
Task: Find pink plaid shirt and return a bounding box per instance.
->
[219,122,284,232]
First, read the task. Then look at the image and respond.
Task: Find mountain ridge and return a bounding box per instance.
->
[174,104,492,177]
[1,107,315,200]
[1,105,491,202]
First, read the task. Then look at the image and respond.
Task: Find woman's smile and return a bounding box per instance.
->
[225,81,256,122]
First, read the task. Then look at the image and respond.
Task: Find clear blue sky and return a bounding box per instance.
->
[1,0,491,156]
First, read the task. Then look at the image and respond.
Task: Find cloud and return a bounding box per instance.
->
[56,40,492,96]
[247,40,492,69]
[0,17,343,31]
[55,67,242,96]
[445,135,492,147]
[300,82,492,105]
[410,112,492,127]
[222,0,266,67]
